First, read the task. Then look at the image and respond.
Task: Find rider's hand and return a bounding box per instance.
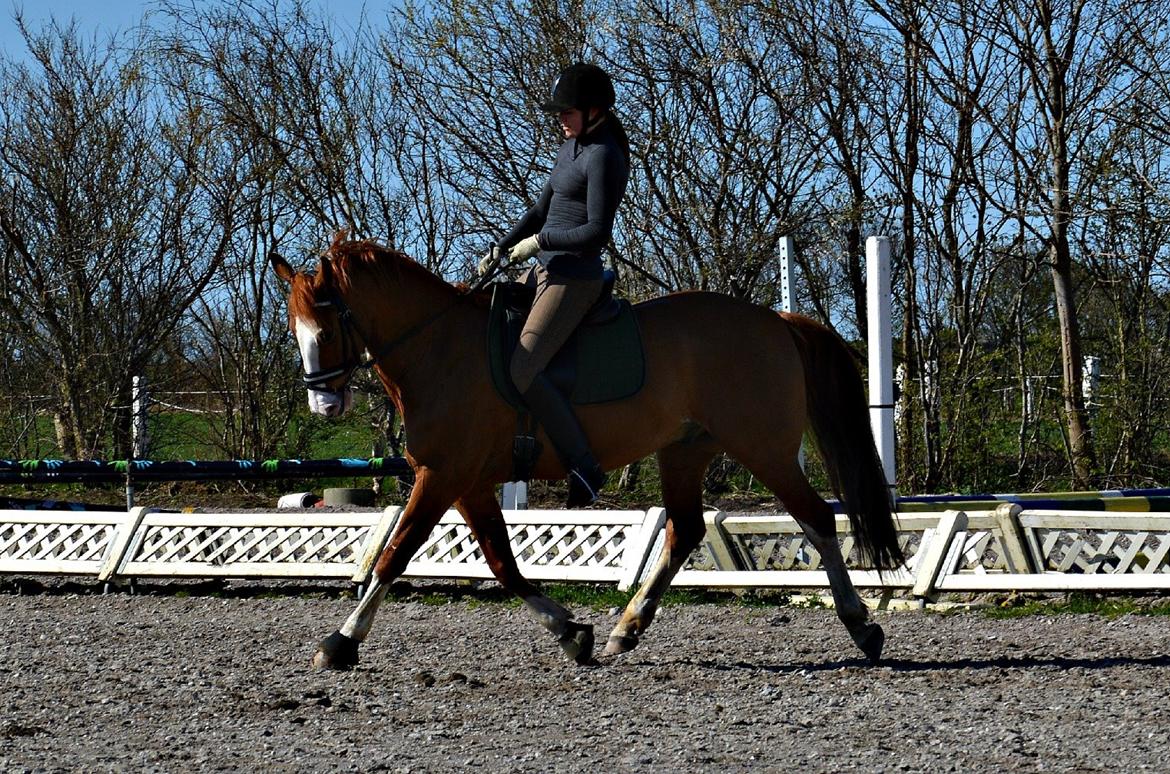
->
[477,245,501,276]
[508,234,541,262]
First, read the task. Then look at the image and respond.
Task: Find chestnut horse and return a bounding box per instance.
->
[271,236,903,669]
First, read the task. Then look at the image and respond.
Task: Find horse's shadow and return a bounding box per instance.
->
[648,653,1170,674]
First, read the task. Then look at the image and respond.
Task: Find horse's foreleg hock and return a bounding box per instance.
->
[312,578,389,670]
[809,529,884,664]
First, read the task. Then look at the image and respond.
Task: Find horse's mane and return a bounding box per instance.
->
[453,281,493,308]
[289,233,492,318]
[324,235,448,294]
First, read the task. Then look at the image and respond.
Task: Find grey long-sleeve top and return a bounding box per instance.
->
[499,119,629,280]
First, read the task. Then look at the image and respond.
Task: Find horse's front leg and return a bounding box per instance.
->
[312,467,454,670]
[455,487,595,665]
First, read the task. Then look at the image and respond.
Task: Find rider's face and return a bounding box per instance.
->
[558,107,602,138]
[558,108,584,138]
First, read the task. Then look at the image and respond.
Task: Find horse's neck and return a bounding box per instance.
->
[345,258,453,333]
[346,268,482,407]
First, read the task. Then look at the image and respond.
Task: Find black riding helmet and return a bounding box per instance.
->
[541,63,615,113]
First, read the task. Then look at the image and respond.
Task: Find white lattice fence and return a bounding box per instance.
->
[6,503,1170,595]
[1024,514,1170,575]
[673,512,924,589]
[709,515,929,572]
[402,508,664,591]
[0,509,136,577]
[932,508,1170,591]
[113,509,400,581]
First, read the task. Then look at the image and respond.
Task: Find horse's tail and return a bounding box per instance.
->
[781,312,904,571]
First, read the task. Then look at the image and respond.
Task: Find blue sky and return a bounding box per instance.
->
[0,1,386,59]
[2,2,147,52]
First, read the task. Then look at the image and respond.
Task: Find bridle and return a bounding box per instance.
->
[301,288,369,392]
[300,283,456,393]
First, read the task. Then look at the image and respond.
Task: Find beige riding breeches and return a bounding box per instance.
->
[509,263,604,394]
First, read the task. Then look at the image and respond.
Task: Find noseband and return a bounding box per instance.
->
[302,290,368,392]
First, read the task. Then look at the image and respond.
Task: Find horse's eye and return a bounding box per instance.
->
[318,329,335,345]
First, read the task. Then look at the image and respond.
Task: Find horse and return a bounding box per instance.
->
[270,235,904,669]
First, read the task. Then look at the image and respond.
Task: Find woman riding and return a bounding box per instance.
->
[480,62,631,506]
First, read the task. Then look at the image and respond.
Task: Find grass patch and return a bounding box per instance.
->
[531,584,791,611]
[545,584,632,610]
[983,592,1170,619]
[379,581,794,611]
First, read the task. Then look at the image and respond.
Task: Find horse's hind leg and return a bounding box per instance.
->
[605,439,716,656]
[758,460,885,663]
[312,468,453,670]
[455,487,594,664]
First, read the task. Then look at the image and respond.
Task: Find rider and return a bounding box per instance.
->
[480,62,631,506]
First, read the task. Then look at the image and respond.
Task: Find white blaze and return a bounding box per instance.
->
[293,313,353,417]
[294,314,324,374]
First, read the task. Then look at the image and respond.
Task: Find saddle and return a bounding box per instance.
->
[487,271,645,479]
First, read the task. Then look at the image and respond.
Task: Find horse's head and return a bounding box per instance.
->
[271,251,358,417]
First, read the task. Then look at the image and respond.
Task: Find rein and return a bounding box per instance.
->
[303,288,456,392]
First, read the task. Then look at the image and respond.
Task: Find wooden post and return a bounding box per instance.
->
[779,235,806,471]
[352,506,403,585]
[618,507,668,591]
[98,506,152,588]
[994,502,1035,574]
[911,509,968,598]
[702,510,748,571]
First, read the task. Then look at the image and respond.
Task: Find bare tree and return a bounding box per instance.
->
[956,0,1152,485]
[1076,101,1170,481]
[758,0,892,333]
[0,15,239,459]
[378,0,594,274]
[150,1,434,463]
[610,0,822,304]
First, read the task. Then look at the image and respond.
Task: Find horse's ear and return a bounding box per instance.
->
[317,255,335,287]
[270,251,296,283]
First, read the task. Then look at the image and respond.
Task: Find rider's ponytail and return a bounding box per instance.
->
[607,110,631,165]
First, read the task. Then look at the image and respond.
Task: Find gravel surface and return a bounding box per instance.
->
[2,587,1169,772]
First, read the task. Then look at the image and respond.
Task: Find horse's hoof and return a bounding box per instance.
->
[558,621,595,665]
[603,634,639,656]
[311,630,359,670]
[852,623,885,665]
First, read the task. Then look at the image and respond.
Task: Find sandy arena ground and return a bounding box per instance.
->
[2,585,1169,772]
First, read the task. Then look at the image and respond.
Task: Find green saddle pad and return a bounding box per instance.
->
[488,282,645,408]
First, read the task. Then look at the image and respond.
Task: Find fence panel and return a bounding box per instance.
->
[401,509,657,590]
[113,510,399,582]
[6,505,1170,597]
[0,509,136,577]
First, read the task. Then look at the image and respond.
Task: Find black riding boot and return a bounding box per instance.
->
[521,373,606,507]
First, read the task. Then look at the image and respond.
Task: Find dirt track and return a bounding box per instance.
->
[2,585,1169,772]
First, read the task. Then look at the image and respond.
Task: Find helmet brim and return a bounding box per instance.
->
[541,99,574,113]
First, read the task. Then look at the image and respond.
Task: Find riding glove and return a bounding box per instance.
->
[477,245,501,276]
[508,234,541,262]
